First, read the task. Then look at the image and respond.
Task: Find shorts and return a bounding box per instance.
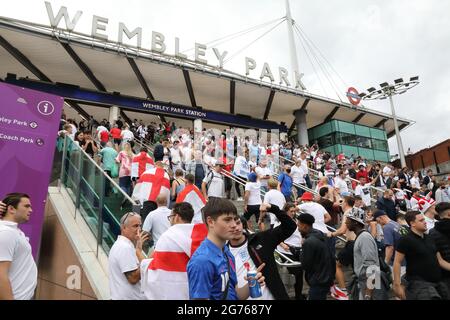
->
[114,138,122,145]
[337,240,354,267]
[243,204,261,222]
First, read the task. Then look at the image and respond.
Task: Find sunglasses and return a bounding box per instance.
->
[121,212,140,225]
[167,214,177,221]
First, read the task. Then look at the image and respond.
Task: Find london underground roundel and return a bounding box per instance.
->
[346,87,361,106]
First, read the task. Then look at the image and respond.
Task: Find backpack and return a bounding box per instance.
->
[153,144,164,161]
[206,170,223,190]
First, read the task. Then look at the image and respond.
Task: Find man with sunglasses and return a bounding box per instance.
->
[109,211,148,300]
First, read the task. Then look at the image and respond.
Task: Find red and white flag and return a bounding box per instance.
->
[132,167,170,204]
[176,184,206,224]
[141,223,208,300]
[411,192,434,212]
[131,152,155,180]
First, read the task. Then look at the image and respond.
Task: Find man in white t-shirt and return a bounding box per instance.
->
[262,179,286,229]
[121,125,135,143]
[170,141,183,173]
[334,170,349,195]
[255,159,273,192]
[202,162,225,199]
[291,158,307,197]
[354,176,375,208]
[297,192,331,234]
[109,212,148,300]
[96,124,108,140]
[0,193,37,300]
[142,195,171,247]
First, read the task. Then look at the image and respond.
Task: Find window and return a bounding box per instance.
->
[317,133,335,148]
[371,139,388,151]
[337,132,356,146]
[356,136,371,149]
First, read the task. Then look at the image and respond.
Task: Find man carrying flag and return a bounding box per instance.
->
[132,162,170,220]
[131,147,154,183]
[176,174,206,224]
[140,202,208,300]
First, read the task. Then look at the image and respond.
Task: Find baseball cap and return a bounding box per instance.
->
[247,172,257,182]
[347,207,365,225]
[373,209,387,220]
[300,192,314,201]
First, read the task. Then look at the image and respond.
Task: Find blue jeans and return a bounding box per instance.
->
[295,185,306,198]
[305,174,312,189]
[309,285,329,300]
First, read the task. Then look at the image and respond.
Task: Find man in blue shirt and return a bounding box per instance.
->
[187,198,265,300]
[373,209,402,265]
[278,165,293,202]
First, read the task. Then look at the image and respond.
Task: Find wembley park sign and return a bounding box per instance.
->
[44,1,306,90]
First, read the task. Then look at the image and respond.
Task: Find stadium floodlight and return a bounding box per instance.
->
[360,76,420,168]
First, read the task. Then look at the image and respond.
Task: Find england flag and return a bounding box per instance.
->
[132,166,170,204]
[176,184,207,224]
[140,223,208,300]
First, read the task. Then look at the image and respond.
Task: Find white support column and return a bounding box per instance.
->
[108,106,119,126]
[193,119,203,153]
[294,109,308,146]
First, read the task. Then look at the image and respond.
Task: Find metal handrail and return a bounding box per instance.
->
[274,249,302,267]
[393,187,412,194]
[325,225,348,243]
[219,167,267,196]
[272,171,318,196]
[279,155,322,176]
[66,136,137,205]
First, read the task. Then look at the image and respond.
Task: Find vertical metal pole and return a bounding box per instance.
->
[96,175,105,257]
[74,156,84,219]
[59,135,67,190]
[285,0,300,77]
[388,94,406,168]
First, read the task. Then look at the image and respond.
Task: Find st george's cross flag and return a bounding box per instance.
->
[132,166,170,205]
[176,184,207,224]
[140,223,208,300]
[131,151,155,180]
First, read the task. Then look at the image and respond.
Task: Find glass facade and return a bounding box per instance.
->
[308,120,390,162]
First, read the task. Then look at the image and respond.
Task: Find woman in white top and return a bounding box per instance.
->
[410,171,421,189]
[243,172,262,231]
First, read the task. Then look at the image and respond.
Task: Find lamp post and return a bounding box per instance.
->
[358,76,419,168]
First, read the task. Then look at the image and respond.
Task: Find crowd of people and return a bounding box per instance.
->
[1,114,449,300]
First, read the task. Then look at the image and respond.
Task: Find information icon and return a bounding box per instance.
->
[37,101,54,116]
